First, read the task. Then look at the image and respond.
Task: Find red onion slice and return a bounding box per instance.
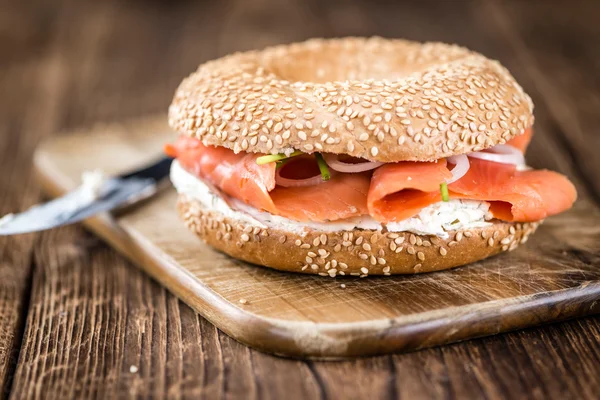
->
[468,144,525,166]
[323,154,383,173]
[275,167,325,187]
[446,154,470,184]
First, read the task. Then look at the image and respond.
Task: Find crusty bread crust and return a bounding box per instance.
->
[177,195,540,276]
[169,37,534,162]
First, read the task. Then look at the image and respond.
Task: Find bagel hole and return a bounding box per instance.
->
[263,41,460,83]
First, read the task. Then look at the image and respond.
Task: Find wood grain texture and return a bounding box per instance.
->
[0,0,70,394]
[1,0,600,398]
[31,115,600,358]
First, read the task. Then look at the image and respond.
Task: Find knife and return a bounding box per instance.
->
[0,157,173,235]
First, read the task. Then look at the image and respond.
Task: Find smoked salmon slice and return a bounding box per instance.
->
[367,157,576,223]
[368,160,452,222]
[449,158,577,222]
[167,135,576,225]
[166,137,278,214]
[270,174,370,221]
[166,138,369,221]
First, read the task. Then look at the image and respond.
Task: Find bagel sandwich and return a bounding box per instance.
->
[165,37,576,276]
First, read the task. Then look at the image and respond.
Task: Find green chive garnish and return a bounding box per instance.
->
[440,182,449,202]
[315,153,331,181]
[256,151,303,165]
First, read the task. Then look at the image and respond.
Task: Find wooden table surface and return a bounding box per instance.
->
[1,0,599,398]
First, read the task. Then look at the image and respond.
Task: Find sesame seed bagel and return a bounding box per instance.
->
[177,195,540,276]
[169,37,534,162]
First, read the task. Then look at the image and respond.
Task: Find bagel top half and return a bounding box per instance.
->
[168,37,534,162]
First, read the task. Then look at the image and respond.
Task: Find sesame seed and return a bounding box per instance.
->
[241,233,250,242]
[521,235,529,244]
[360,267,369,274]
[239,299,248,304]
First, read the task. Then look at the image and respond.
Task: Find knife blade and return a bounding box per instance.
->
[0,157,173,235]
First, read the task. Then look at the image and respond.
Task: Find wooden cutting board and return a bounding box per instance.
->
[33,115,600,358]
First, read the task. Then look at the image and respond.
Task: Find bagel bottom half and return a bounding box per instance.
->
[176,194,540,276]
